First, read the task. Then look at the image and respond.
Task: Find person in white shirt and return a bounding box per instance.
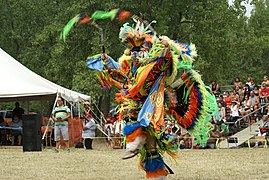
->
[82,114,96,150]
[228,101,240,122]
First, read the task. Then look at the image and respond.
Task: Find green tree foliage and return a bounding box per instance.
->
[1,0,268,112]
[248,0,269,82]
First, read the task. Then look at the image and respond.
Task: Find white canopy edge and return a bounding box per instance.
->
[0,48,90,102]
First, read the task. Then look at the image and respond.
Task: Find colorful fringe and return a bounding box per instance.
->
[144,157,168,179]
[61,9,131,42]
[168,71,218,146]
[124,124,146,143]
[61,10,218,178]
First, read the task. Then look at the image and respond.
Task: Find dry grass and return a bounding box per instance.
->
[0,141,269,180]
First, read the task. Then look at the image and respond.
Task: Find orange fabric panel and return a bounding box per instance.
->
[126,127,146,142]
[72,118,83,143]
[146,168,168,178]
[60,118,83,146]
[129,62,156,98]
[151,77,165,133]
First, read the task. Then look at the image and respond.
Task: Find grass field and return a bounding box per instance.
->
[0,141,269,180]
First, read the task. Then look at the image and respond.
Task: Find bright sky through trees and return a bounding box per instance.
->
[228,0,254,17]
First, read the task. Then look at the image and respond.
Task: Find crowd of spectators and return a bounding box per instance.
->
[210,75,269,140]
[116,75,269,150]
[163,119,194,149]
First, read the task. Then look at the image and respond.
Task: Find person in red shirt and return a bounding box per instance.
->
[104,112,116,148]
[224,91,232,108]
[260,83,269,103]
[260,83,269,115]
[105,113,115,136]
[106,112,116,125]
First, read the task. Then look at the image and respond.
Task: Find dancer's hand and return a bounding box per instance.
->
[101,53,108,62]
[56,117,63,122]
[160,39,169,47]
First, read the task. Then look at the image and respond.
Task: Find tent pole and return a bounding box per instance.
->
[78,102,81,119]
[70,102,75,146]
[42,94,59,141]
[70,102,73,119]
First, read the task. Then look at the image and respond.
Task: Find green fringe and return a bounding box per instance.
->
[177,61,192,69]
[178,70,218,146]
[60,14,80,42]
[91,9,118,22]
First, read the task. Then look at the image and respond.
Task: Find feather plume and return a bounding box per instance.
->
[91,9,118,22]
[60,14,80,42]
[189,43,197,58]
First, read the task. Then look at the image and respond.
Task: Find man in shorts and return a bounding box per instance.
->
[51,96,71,152]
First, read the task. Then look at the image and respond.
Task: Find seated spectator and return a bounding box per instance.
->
[228,101,240,122]
[240,95,251,120]
[170,120,180,145]
[106,112,116,125]
[209,121,220,138]
[218,95,227,108]
[179,140,186,149]
[214,102,226,123]
[165,120,172,134]
[162,130,178,150]
[258,115,269,136]
[259,83,269,115]
[249,90,260,115]
[245,76,252,86]
[216,120,229,137]
[179,128,193,149]
[224,91,232,108]
[249,80,255,91]
[262,75,269,87]
[231,89,240,102]
[259,83,269,104]
[104,113,115,147]
[253,85,260,97]
[105,113,114,126]
[11,115,23,146]
[114,119,124,135]
[210,80,221,96]
[234,77,243,89]
[170,120,180,136]
[242,84,251,103]
[210,129,219,139]
[235,85,244,102]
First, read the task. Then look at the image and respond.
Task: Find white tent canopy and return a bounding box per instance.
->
[0,48,90,102]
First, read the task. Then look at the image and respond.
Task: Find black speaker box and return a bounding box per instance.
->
[22,114,42,151]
